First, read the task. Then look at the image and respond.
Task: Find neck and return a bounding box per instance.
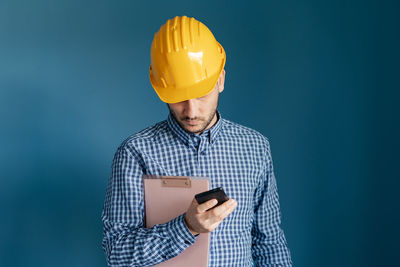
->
[199,111,219,135]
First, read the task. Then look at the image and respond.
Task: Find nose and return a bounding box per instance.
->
[183,98,197,119]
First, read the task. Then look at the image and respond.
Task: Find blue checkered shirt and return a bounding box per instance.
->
[102,110,292,266]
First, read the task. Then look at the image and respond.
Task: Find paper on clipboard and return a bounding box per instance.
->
[143,175,210,267]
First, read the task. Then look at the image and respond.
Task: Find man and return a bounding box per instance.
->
[102,16,292,266]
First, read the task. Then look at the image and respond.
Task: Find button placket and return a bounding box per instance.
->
[191,136,200,176]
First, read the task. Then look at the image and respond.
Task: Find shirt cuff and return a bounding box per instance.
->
[161,213,196,250]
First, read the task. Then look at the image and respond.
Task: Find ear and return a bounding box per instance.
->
[217,69,225,93]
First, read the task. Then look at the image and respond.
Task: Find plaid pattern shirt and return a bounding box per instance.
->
[102,110,292,266]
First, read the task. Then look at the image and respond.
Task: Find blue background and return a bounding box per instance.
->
[1,0,399,266]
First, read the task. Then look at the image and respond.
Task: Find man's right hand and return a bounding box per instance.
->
[184,197,238,236]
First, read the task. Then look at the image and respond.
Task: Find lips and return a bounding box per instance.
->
[184,120,198,126]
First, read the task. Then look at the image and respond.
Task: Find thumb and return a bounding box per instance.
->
[197,199,218,213]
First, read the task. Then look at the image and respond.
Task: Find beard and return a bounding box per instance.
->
[167,97,219,135]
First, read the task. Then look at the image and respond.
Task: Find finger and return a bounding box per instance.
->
[208,198,236,215]
[218,200,237,220]
[197,198,218,213]
[207,199,237,223]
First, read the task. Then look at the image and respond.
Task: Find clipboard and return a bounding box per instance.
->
[143,175,210,267]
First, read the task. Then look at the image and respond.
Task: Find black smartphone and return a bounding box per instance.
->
[195,187,229,209]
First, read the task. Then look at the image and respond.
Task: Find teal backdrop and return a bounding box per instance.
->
[0,0,399,266]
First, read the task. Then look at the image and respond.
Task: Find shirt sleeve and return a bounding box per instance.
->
[251,139,293,266]
[101,145,197,267]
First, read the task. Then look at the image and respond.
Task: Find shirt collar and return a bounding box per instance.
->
[167,110,223,146]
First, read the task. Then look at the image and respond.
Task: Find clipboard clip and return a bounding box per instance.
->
[161,177,192,188]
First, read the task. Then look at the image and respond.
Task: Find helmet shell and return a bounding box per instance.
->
[150,16,226,103]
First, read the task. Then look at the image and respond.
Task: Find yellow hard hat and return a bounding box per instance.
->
[149,16,226,104]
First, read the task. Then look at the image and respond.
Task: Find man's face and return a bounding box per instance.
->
[167,70,225,135]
